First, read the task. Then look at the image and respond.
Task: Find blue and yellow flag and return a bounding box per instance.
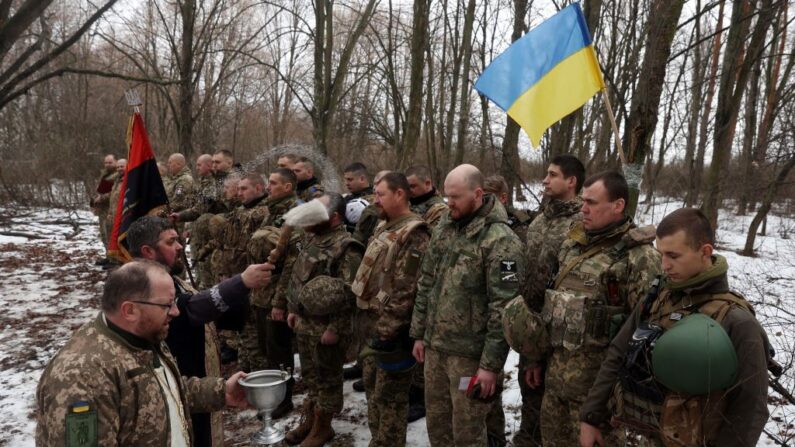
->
[474,3,604,146]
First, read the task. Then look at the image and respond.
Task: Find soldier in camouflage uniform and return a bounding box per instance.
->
[524,171,661,446]
[185,154,215,288]
[484,175,535,245]
[509,155,585,446]
[579,208,771,447]
[127,216,273,447]
[406,165,449,228]
[214,173,270,372]
[343,162,378,241]
[247,167,302,418]
[36,261,249,446]
[105,159,127,256]
[352,172,430,446]
[404,165,448,421]
[165,153,196,213]
[285,193,364,447]
[91,154,117,257]
[410,164,525,446]
[293,156,325,202]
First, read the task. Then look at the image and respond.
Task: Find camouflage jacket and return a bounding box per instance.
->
[505,204,535,245]
[36,313,225,447]
[165,166,196,213]
[287,224,363,337]
[248,193,301,309]
[296,177,325,203]
[214,195,269,277]
[410,189,448,227]
[523,197,582,311]
[353,213,430,340]
[410,194,525,372]
[347,188,380,244]
[178,171,233,222]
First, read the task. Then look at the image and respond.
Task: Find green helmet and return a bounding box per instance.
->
[297,275,349,316]
[502,296,549,363]
[652,313,738,395]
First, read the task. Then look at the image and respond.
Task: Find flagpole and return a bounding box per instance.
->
[601,89,627,165]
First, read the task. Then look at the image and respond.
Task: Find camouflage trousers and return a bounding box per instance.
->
[296,333,348,414]
[542,348,623,446]
[98,213,110,249]
[263,314,294,372]
[362,355,412,447]
[513,356,543,446]
[424,348,498,447]
[540,390,624,447]
[238,307,267,372]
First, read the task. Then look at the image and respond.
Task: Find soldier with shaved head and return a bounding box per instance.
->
[410,164,525,446]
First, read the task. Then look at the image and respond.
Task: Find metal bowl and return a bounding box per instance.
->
[238,370,290,412]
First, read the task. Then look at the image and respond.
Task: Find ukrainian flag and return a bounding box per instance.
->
[474,3,604,147]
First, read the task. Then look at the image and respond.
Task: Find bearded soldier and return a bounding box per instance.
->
[410,164,525,446]
[352,172,431,446]
[293,157,325,202]
[247,167,302,418]
[579,208,772,447]
[285,193,364,447]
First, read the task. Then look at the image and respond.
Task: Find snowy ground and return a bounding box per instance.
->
[1,199,793,446]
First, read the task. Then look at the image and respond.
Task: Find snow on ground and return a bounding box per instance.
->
[1,199,794,446]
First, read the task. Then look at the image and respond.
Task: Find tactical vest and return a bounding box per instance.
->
[613,288,754,446]
[543,226,655,352]
[352,217,428,310]
[287,229,364,316]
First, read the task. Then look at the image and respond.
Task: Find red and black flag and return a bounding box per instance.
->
[108,112,168,262]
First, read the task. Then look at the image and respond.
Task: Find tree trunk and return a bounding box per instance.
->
[399,0,430,169]
[452,0,477,166]
[621,0,685,218]
[742,156,795,256]
[702,0,774,230]
[737,53,761,215]
[177,0,196,156]
[499,0,528,200]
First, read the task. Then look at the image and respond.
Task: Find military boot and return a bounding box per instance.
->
[285,399,315,445]
[407,385,426,423]
[299,408,335,447]
[272,377,295,419]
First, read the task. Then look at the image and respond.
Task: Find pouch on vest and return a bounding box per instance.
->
[612,321,665,433]
[352,236,389,307]
[659,392,723,447]
[542,288,626,351]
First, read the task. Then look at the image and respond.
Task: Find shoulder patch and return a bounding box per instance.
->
[66,401,97,447]
[500,260,519,282]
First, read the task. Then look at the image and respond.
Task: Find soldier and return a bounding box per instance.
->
[404,165,448,421]
[165,153,196,213]
[410,164,525,446]
[579,208,772,447]
[278,153,299,169]
[187,154,215,289]
[483,175,535,245]
[512,154,584,446]
[105,158,127,267]
[406,165,448,227]
[293,157,325,202]
[352,172,431,446]
[247,167,303,418]
[343,162,376,236]
[521,171,661,446]
[214,173,270,372]
[171,149,236,225]
[285,193,364,447]
[36,261,250,446]
[127,216,274,447]
[91,154,117,264]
